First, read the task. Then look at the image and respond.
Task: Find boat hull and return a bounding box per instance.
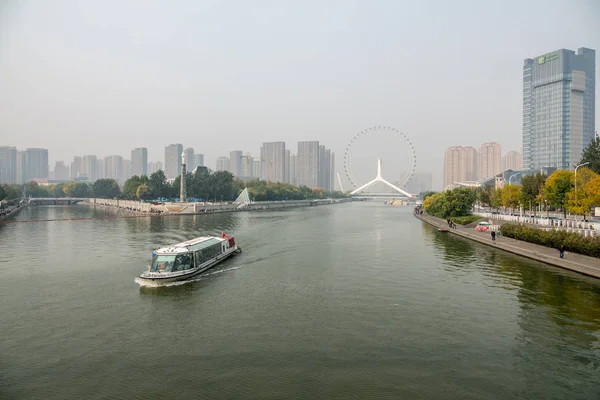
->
[138,246,240,284]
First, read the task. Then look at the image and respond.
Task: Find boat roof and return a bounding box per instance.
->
[155,236,225,254]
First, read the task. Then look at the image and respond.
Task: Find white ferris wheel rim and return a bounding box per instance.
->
[343,126,417,190]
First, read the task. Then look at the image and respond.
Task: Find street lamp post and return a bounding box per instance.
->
[574,162,590,198]
[574,161,590,220]
[508,172,521,185]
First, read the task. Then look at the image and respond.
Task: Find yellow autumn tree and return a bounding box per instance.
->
[565,167,599,219]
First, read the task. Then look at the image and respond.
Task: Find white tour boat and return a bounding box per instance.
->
[138,233,241,284]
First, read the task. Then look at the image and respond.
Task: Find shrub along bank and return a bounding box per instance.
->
[500,223,600,258]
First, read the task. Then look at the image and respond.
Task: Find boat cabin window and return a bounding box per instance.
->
[151,253,192,272]
[151,255,176,272]
[194,243,223,266]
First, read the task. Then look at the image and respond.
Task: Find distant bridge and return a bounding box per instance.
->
[350,158,415,199]
[28,198,88,206]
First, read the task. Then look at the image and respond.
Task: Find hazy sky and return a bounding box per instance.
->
[0,0,598,189]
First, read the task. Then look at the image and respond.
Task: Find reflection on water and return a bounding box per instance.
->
[423,222,600,397]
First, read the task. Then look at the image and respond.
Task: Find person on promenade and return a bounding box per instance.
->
[558,244,565,259]
[491,230,496,242]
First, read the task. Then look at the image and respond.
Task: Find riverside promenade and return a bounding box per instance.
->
[415,212,600,279]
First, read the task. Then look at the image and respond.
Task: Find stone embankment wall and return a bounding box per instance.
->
[0,203,26,221]
[84,199,151,213]
[85,198,350,214]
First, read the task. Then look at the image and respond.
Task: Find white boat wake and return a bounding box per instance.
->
[134,264,243,288]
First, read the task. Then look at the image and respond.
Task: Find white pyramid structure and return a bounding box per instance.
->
[234,188,251,203]
[350,158,413,197]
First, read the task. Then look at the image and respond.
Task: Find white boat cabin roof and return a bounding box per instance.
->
[155,236,226,254]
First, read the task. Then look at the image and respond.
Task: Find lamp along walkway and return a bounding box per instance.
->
[415,212,600,279]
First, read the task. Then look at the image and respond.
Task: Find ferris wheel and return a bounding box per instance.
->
[343,126,417,192]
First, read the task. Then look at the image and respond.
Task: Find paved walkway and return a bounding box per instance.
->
[415,213,600,279]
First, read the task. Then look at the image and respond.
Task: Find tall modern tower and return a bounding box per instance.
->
[523,47,595,171]
[165,144,183,179]
[131,147,148,176]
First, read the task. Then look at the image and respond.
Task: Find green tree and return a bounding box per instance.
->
[136,183,152,199]
[0,184,5,200]
[579,135,600,174]
[24,181,46,197]
[92,179,121,198]
[565,167,598,219]
[476,185,493,210]
[520,173,546,216]
[2,184,23,200]
[491,187,503,211]
[63,182,91,198]
[53,183,66,198]
[544,170,574,218]
[501,184,521,214]
[421,188,475,218]
[148,170,168,198]
[123,175,149,198]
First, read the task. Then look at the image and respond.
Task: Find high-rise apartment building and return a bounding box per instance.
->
[502,151,523,171]
[523,47,595,171]
[96,159,105,180]
[22,148,49,183]
[461,146,478,181]
[289,154,296,186]
[406,171,433,194]
[53,161,70,181]
[194,154,204,168]
[104,156,123,182]
[0,146,17,184]
[260,142,286,182]
[70,156,82,179]
[296,141,319,188]
[230,151,242,176]
[318,146,332,191]
[478,142,502,180]
[82,155,98,181]
[184,148,195,171]
[147,161,163,174]
[165,144,183,179]
[240,154,253,178]
[131,147,148,176]
[123,159,131,181]
[216,156,230,172]
[253,160,261,178]
[443,146,462,189]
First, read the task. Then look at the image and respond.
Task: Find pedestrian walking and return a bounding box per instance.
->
[558,244,565,259]
[491,230,496,242]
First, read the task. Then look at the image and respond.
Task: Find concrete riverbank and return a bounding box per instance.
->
[414,212,600,279]
[0,202,27,222]
[83,198,351,215]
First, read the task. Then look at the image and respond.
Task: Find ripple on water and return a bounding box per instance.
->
[1,204,600,400]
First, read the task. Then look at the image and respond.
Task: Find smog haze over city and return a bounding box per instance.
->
[0,0,598,189]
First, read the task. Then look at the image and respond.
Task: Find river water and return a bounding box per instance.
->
[1,203,599,400]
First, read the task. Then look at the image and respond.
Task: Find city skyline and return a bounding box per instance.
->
[1,1,597,191]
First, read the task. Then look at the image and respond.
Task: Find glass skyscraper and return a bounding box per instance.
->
[522,47,595,172]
